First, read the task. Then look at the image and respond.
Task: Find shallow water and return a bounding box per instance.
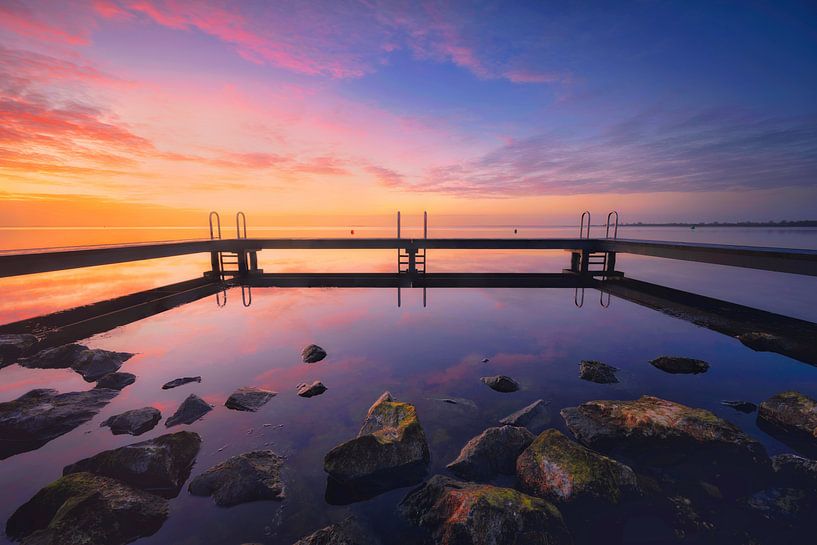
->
[1,226,816,544]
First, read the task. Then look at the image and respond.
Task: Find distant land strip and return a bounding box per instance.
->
[622,220,817,228]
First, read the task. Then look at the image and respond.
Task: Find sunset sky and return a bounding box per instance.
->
[1,0,816,226]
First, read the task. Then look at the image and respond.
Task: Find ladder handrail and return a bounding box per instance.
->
[242,285,252,307]
[579,211,591,239]
[605,211,619,239]
[236,211,247,239]
[209,211,222,240]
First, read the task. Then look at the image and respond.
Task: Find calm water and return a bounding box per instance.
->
[1,226,816,544]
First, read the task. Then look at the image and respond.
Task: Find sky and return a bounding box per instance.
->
[0,0,816,226]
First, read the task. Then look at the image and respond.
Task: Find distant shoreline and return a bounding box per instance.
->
[621,221,817,228]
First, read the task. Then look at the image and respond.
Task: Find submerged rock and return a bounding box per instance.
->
[561,395,770,493]
[721,400,757,413]
[0,333,37,366]
[95,372,136,390]
[499,399,550,431]
[19,344,133,381]
[161,376,201,390]
[63,431,201,498]
[101,407,161,436]
[6,472,168,545]
[165,394,213,427]
[297,381,327,398]
[324,392,429,501]
[480,375,519,392]
[0,388,118,460]
[188,450,285,507]
[447,425,534,481]
[225,387,277,411]
[579,360,619,384]
[758,391,817,447]
[302,344,327,363]
[649,356,709,374]
[293,517,379,545]
[516,428,639,506]
[400,475,571,545]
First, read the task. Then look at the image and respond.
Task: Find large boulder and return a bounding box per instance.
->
[63,431,201,498]
[757,391,817,455]
[95,372,136,391]
[101,407,162,436]
[0,388,118,460]
[188,450,285,507]
[649,356,709,374]
[19,344,133,381]
[225,387,276,411]
[446,425,534,481]
[561,396,770,493]
[0,333,37,366]
[480,375,519,392]
[579,360,619,384]
[324,392,429,502]
[516,429,639,506]
[499,399,550,431]
[302,344,327,363]
[292,517,379,545]
[5,472,167,545]
[165,394,212,427]
[400,475,571,545]
[771,453,817,490]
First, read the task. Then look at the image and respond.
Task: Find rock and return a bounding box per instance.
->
[293,517,379,545]
[738,332,791,353]
[499,399,550,431]
[746,487,815,524]
[771,453,817,490]
[758,391,817,451]
[19,344,133,381]
[225,387,277,411]
[400,475,571,545]
[165,394,212,427]
[447,425,534,481]
[5,472,168,545]
[0,333,37,366]
[188,450,285,506]
[161,376,201,389]
[297,381,327,398]
[579,360,619,384]
[63,431,201,498]
[302,344,327,363]
[561,396,770,493]
[649,356,709,374]
[95,372,136,390]
[516,428,639,506]
[324,392,429,501]
[0,388,118,460]
[480,375,519,392]
[101,407,162,436]
[721,400,757,413]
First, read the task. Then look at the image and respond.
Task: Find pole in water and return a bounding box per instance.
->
[351,229,355,235]
[514,228,518,234]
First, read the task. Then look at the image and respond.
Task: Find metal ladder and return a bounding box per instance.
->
[578,210,619,274]
[208,211,248,279]
[397,211,427,275]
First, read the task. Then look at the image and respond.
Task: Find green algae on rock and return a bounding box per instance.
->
[516,428,639,506]
[6,472,168,545]
[400,475,571,545]
[758,391,817,441]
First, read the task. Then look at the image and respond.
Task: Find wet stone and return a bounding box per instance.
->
[721,400,757,413]
[480,375,519,392]
[6,472,168,545]
[499,399,550,431]
[649,356,709,374]
[771,453,817,490]
[225,387,277,411]
[19,344,134,381]
[63,431,202,498]
[447,425,534,481]
[161,376,201,389]
[400,475,572,545]
[293,516,379,545]
[297,381,327,398]
[758,391,817,446]
[101,407,162,436]
[95,372,136,390]
[166,394,213,427]
[18,343,88,369]
[302,344,327,363]
[579,360,619,384]
[0,388,118,460]
[188,450,285,507]
[516,428,639,506]
[0,333,37,366]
